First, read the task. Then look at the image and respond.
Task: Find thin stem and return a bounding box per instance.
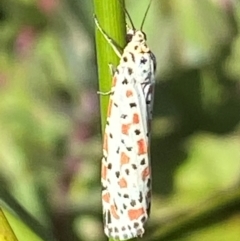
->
[94,0,126,133]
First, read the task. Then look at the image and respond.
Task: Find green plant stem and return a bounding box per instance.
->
[94,0,126,240]
[94,0,126,133]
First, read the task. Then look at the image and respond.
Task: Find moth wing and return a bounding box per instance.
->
[102,68,151,240]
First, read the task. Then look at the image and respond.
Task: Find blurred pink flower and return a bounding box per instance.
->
[81,90,99,117]
[15,26,36,58]
[211,0,236,11]
[0,73,7,88]
[37,0,59,14]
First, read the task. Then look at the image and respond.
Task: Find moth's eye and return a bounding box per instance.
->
[126,33,133,43]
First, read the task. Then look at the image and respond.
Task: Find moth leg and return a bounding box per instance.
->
[97,64,117,95]
[108,63,116,76]
[94,15,123,58]
[97,90,112,95]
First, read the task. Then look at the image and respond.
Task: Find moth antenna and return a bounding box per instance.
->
[140,0,153,31]
[117,0,135,30]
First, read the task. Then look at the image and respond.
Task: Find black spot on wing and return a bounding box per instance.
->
[123,234,128,239]
[129,52,135,62]
[147,201,151,215]
[147,178,151,188]
[139,191,143,203]
[140,158,146,165]
[141,216,146,223]
[134,222,139,228]
[140,57,147,64]
[106,210,111,224]
[128,68,133,75]
[102,185,107,191]
[130,200,136,207]
[126,146,133,151]
[122,78,128,84]
[121,114,127,119]
[130,102,137,108]
[132,164,137,169]
[135,129,141,135]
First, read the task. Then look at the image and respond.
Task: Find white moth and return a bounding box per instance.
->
[95,1,156,239]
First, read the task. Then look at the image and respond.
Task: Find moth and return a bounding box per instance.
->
[95,1,156,239]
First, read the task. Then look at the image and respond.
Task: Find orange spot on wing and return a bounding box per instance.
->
[102,192,110,203]
[107,99,113,117]
[112,76,117,87]
[122,123,131,135]
[120,152,130,165]
[118,178,128,188]
[101,164,107,180]
[133,113,139,124]
[110,205,120,219]
[128,208,145,220]
[103,133,108,153]
[142,167,150,180]
[137,139,147,155]
[126,90,133,97]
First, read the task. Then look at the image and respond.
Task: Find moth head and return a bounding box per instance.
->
[124,0,152,44]
[126,28,147,43]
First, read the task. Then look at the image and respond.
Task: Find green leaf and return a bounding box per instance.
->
[0,208,18,241]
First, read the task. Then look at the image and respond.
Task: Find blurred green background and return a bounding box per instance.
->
[0,0,240,241]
